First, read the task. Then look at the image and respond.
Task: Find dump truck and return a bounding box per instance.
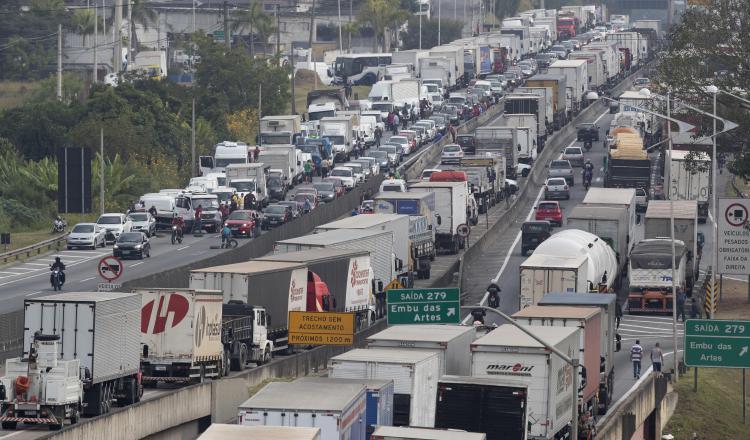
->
[605,132,651,190]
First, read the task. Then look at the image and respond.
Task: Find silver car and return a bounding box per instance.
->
[67,223,106,250]
[562,146,586,167]
[544,177,570,200]
[127,212,156,237]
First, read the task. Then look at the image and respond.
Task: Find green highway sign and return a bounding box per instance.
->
[684,319,750,368]
[386,288,461,325]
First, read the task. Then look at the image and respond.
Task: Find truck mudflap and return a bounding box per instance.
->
[0,416,60,424]
[141,376,191,383]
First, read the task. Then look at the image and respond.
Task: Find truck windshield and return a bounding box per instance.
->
[215,157,247,168]
[232,181,256,192]
[309,110,335,120]
[193,198,219,209]
[371,103,394,112]
[334,57,361,77]
[260,133,292,145]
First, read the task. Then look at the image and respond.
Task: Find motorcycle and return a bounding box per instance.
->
[50,266,64,291]
[583,139,593,151]
[583,169,593,190]
[171,225,183,245]
[51,218,67,234]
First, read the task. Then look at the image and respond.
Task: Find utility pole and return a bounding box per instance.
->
[127,0,132,69]
[191,98,196,177]
[276,5,281,62]
[114,0,122,73]
[667,91,679,382]
[223,1,230,48]
[348,0,353,52]
[93,4,98,82]
[309,0,316,90]
[337,0,343,52]
[57,24,62,101]
[100,128,105,215]
[258,85,262,141]
[437,0,441,45]
[290,45,296,115]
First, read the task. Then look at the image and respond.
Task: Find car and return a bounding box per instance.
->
[113,231,151,259]
[456,134,476,155]
[429,115,447,133]
[323,178,346,197]
[224,209,258,237]
[544,177,570,200]
[576,123,600,141]
[562,146,586,167]
[277,201,302,218]
[429,93,444,107]
[97,213,133,243]
[521,221,552,256]
[389,136,412,155]
[127,212,156,237]
[633,77,651,88]
[328,167,356,190]
[267,176,287,202]
[294,192,318,213]
[67,223,106,250]
[379,179,407,192]
[441,144,464,165]
[416,119,437,139]
[261,204,292,229]
[295,185,320,200]
[488,80,505,97]
[505,178,519,194]
[421,168,441,181]
[535,201,563,226]
[548,159,574,185]
[354,157,380,176]
[367,150,391,170]
[312,181,337,203]
[360,199,375,214]
[635,187,649,213]
[410,126,428,146]
[379,145,401,166]
[441,105,460,125]
[342,162,366,182]
[516,162,532,178]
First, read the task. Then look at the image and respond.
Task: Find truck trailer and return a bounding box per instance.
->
[408,182,469,254]
[198,425,321,440]
[644,200,700,287]
[664,150,710,223]
[1,292,142,429]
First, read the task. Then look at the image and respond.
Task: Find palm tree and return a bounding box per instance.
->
[357,0,409,52]
[127,0,159,51]
[341,21,359,52]
[232,1,275,58]
[72,8,101,47]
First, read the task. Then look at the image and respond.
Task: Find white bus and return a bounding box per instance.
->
[333,53,392,85]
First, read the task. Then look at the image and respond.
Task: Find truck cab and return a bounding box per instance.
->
[176,192,222,232]
[201,141,251,175]
[226,163,270,208]
[521,221,552,256]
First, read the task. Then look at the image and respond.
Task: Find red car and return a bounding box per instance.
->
[224,210,257,237]
[535,201,563,226]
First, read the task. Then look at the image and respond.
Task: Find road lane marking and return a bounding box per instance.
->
[131,262,144,267]
[79,277,95,283]
[25,291,42,297]
[178,246,190,251]
[23,262,49,267]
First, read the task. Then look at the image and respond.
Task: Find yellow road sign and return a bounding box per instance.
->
[704,281,718,316]
[288,311,355,346]
[385,279,404,291]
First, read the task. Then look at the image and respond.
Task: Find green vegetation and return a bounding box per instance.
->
[400,18,465,51]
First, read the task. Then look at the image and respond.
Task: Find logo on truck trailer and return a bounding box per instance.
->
[141,293,190,334]
[486,363,535,376]
[194,305,222,347]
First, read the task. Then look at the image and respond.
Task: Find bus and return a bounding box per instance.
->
[333,53,392,85]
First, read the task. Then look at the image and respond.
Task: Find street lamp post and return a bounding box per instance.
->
[708,85,718,319]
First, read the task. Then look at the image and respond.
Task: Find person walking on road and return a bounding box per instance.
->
[303,160,313,183]
[677,291,686,322]
[651,342,664,376]
[374,126,382,147]
[392,114,400,135]
[631,339,644,379]
[615,301,623,328]
[690,297,702,319]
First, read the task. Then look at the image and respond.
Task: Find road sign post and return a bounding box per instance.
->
[98,256,123,282]
[386,288,461,325]
[718,198,750,275]
[685,319,750,368]
[288,311,355,346]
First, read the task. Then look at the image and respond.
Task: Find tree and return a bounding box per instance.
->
[357,0,409,52]
[400,17,464,50]
[654,0,750,177]
[226,108,260,144]
[341,21,360,52]
[231,1,275,58]
[127,0,159,51]
[72,8,100,46]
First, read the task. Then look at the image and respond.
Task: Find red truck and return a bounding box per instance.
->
[557,14,579,40]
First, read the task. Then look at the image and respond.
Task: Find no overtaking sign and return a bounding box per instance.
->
[717,198,750,275]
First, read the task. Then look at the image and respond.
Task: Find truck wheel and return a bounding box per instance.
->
[70,409,79,425]
[1,422,17,430]
[451,240,459,255]
[261,347,271,365]
[222,350,231,376]
[48,420,63,431]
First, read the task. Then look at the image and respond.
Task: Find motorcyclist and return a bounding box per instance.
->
[171,214,185,241]
[50,256,66,286]
[52,216,66,233]
[148,205,158,218]
[487,283,500,308]
[303,198,312,214]
[583,160,594,186]
[221,223,232,247]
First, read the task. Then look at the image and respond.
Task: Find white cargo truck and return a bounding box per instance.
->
[419,57,455,90]
[238,381,367,440]
[1,292,142,427]
[471,325,580,440]
[198,425,321,440]
[664,150,710,223]
[517,87,554,135]
[547,60,588,113]
[569,52,605,88]
[315,214,413,285]
[225,163,270,207]
[320,116,354,161]
[429,46,465,85]
[408,182,469,254]
[566,205,631,273]
[475,126,520,178]
[259,115,302,145]
[274,229,389,290]
[330,348,440,428]
[644,200,700,286]
[372,426,486,440]
[582,188,637,241]
[366,324,475,375]
[392,49,430,71]
[497,117,538,163]
[259,145,303,186]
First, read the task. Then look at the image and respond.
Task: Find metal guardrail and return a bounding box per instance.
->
[0,233,69,265]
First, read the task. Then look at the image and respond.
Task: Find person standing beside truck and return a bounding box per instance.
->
[631,339,644,379]
[303,160,313,183]
[651,342,664,376]
[193,205,203,233]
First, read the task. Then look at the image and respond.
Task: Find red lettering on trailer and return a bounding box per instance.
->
[141,293,190,334]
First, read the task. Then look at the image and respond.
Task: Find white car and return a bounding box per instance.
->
[421,168,441,181]
[97,213,133,243]
[379,179,407,192]
[67,223,106,250]
[516,163,532,177]
[441,144,464,165]
[388,136,412,155]
[343,162,366,182]
[127,212,157,237]
[414,120,437,140]
[328,167,356,190]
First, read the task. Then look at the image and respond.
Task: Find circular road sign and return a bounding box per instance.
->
[457,223,470,237]
[724,203,749,227]
[98,256,124,282]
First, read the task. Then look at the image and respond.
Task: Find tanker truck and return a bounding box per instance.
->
[519,229,619,308]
